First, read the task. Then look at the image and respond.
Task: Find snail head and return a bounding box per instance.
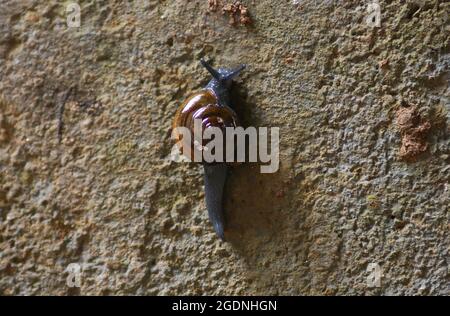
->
[201,59,246,90]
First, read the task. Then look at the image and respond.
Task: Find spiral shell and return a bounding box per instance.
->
[172,89,239,162]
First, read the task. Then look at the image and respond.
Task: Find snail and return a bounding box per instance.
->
[172,59,246,241]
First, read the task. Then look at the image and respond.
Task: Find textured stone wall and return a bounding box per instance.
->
[0,0,448,295]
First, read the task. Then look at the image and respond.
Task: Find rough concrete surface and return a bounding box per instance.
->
[0,0,449,295]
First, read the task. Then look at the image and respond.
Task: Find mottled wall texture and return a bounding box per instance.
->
[0,0,449,295]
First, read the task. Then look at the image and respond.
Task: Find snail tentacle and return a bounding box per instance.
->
[200,59,221,81]
[223,64,246,81]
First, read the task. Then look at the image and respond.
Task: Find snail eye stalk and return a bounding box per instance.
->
[200,59,221,81]
[223,64,246,81]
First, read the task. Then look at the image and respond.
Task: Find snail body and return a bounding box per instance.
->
[172,59,246,240]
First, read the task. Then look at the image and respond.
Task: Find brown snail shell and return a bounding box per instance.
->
[172,89,239,163]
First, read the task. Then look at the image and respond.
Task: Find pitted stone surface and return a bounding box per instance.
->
[0,1,448,295]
